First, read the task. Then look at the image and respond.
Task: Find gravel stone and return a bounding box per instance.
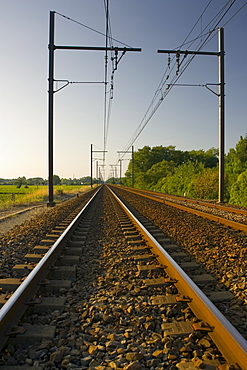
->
[0,187,240,368]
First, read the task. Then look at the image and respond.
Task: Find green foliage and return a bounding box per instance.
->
[225,135,247,187]
[81,176,93,185]
[121,138,247,207]
[192,168,219,199]
[160,161,205,197]
[229,170,247,207]
[235,135,247,164]
[15,176,26,188]
[55,188,64,196]
[144,160,176,190]
[61,176,94,185]
[122,166,133,187]
[0,184,92,208]
[53,174,61,185]
[27,177,45,186]
[186,148,218,168]
[0,176,95,187]
[106,177,118,184]
[123,145,218,191]
[128,145,218,174]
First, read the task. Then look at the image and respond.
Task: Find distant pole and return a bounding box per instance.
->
[117,149,135,187]
[91,145,107,186]
[119,159,122,183]
[47,11,56,207]
[96,161,98,184]
[218,27,225,203]
[132,146,134,188]
[99,167,102,183]
[90,144,93,188]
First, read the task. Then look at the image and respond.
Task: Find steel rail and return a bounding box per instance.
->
[0,205,42,222]
[108,186,247,369]
[0,187,101,351]
[114,186,247,233]
[118,186,247,217]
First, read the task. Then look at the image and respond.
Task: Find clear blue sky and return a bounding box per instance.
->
[1,0,246,180]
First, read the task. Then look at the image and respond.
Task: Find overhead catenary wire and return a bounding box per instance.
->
[117,0,241,165]
[118,0,217,158]
[170,0,239,84]
[102,0,129,176]
[221,1,247,27]
[103,0,116,157]
[55,11,132,48]
[54,3,244,181]
[55,7,130,180]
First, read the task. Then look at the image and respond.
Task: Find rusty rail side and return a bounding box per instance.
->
[108,186,247,369]
[115,186,247,217]
[0,187,101,351]
[114,186,247,233]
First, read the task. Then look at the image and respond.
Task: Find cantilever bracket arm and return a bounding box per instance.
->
[53,79,69,93]
[204,83,220,97]
[165,82,221,97]
[53,79,105,93]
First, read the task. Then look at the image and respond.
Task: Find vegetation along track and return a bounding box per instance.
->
[0,185,246,368]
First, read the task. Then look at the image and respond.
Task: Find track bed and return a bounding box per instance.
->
[0,186,246,369]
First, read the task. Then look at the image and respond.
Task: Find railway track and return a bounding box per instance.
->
[0,185,246,368]
[114,186,247,232]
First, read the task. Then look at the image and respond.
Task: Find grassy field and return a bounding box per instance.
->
[0,184,93,208]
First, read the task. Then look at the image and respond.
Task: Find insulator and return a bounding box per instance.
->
[176,52,180,75]
[167,53,171,69]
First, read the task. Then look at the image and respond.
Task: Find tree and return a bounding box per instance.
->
[133,146,153,173]
[122,169,133,187]
[27,177,45,186]
[225,135,247,188]
[122,145,219,191]
[235,135,247,164]
[143,160,176,190]
[160,161,205,197]
[53,174,61,185]
[192,168,219,199]
[106,177,117,184]
[186,148,218,168]
[15,176,26,188]
[81,176,93,185]
[229,170,247,207]
[131,145,181,176]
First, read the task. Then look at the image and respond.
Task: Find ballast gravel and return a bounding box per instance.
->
[0,193,95,280]
[0,188,227,369]
[113,187,247,341]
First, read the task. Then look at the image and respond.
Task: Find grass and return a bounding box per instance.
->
[0,184,93,209]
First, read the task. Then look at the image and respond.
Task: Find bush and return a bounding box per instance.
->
[192,169,219,200]
[229,170,247,207]
[55,189,64,196]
